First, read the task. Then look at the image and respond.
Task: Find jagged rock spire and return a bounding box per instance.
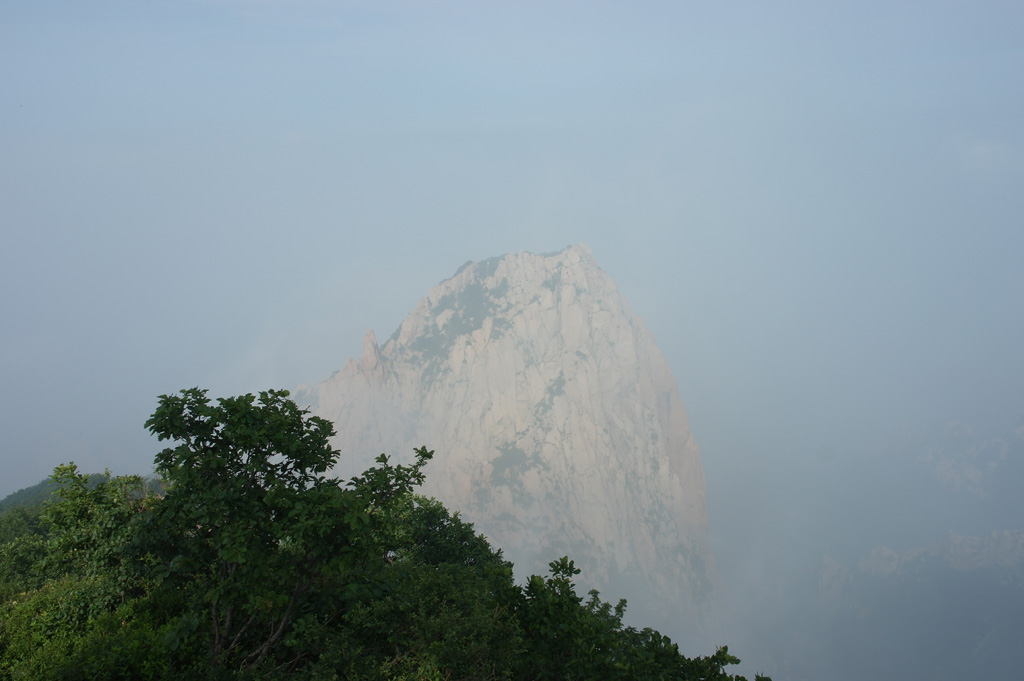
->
[297,245,718,638]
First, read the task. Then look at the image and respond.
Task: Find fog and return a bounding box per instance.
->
[3,2,1023,678]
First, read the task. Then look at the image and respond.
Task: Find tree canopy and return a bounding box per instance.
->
[0,387,770,680]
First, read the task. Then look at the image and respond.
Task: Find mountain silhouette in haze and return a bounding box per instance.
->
[297,244,718,637]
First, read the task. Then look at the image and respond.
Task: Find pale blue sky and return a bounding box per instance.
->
[2,2,1023,668]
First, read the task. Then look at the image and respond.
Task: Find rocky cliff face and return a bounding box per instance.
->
[297,244,717,630]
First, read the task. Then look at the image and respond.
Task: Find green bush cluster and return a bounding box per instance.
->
[0,388,769,681]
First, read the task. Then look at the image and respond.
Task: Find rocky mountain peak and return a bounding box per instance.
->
[359,329,382,372]
[299,245,718,636]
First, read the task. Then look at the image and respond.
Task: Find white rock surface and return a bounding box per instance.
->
[297,244,718,627]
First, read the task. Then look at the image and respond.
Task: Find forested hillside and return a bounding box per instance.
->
[0,389,768,680]
[0,474,112,514]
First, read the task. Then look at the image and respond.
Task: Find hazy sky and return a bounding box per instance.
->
[4,1,1024,675]
[3,0,1024,655]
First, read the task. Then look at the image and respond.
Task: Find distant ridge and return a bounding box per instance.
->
[0,474,111,512]
[0,479,55,512]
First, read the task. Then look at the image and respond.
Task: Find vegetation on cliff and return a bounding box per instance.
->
[0,388,768,680]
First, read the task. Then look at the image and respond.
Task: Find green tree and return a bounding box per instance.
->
[515,557,770,681]
[42,464,153,585]
[319,496,524,680]
[0,465,164,680]
[143,387,432,672]
[0,386,772,680]
[0,503,49,602]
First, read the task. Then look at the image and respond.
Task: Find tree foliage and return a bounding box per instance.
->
[0,387,771,680]
[143,387,432,671]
